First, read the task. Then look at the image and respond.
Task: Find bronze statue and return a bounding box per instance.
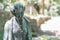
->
[3,2,32,40]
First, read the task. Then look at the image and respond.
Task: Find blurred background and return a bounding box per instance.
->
[0,0,60,40]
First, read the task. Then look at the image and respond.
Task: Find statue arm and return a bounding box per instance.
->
[27,21,32,40]
[3,22,9,40]
[3,21,13,40]
[24,17,32,40]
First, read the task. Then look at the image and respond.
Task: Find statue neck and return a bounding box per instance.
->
[15,17,23,25]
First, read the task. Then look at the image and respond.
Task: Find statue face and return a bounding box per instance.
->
[12,2,25,18]
[14,6,24,18]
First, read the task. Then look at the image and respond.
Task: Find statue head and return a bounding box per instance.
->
[11,2,25,18]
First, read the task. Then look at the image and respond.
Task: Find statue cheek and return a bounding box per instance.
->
[15,12,24,18]
[15,13,20,17]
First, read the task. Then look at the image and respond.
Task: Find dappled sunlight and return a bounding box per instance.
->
[0,0,60,40]
[41,16,60,36]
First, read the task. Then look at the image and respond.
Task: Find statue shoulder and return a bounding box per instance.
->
[24,16,30,23]
[4,17,14,30]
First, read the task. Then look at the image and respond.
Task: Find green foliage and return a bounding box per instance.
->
[0,0,3,3]
[0,31,3,40]
[40,35,48,40]
[40,35,60,40]
[11,0,17,3]
[52,13,58,16]
[49,37,60,40]
[34,3,40,14]
[54,0,60,4]
[0,10,13,40]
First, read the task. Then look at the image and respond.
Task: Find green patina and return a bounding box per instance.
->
[11,2,32,40]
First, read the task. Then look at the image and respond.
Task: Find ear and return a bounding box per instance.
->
[11,9,16,16]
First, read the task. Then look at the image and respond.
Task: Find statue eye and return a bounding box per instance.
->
[13,9,15,12]
[15,7,18,9]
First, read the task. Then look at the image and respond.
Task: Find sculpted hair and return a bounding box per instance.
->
[10,2,25,16]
